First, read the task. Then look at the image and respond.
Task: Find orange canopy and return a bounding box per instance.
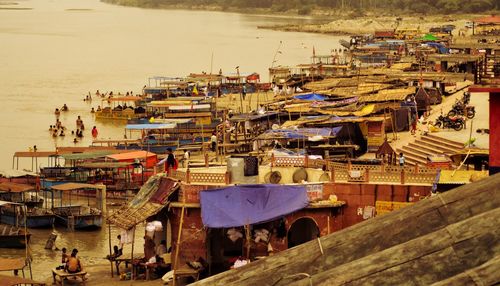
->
[106,151,158,168]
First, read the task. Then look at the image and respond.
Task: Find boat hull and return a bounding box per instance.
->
[55,215,102,230]
[0,233,31,248]
[0,213,55,228]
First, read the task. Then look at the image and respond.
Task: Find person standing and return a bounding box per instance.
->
[157,148,175,173]
[210,132,217,152]
[399,153,405,167]
[241,84,247,100]
[76,116,83,129]
[91,126,98,139]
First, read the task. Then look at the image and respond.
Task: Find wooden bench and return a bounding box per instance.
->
[52,268,87,285]
[172,267,200,285]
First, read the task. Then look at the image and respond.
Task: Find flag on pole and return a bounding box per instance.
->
[312,46,316,57]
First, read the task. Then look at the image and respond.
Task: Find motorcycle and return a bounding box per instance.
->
[434,115,465,131]
[447,101,475,119]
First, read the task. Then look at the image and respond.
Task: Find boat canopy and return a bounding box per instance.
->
[60,150,118,161]
[0,169,39,178]
[106,96,142,102]
[125,123,177,130]
[51,183,105,191]
[0,200,23,206]
[294,93,327,101]
[168,104,211,111]
[0,182,35,193]
[78,162,133,169]
[106,151,157,162]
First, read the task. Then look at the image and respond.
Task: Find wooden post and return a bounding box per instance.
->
[330,167,335,183]
[304,155,309,168]
[327,216,330,234]
[401,169,405,185]
[347,159,352,172]
[365,169,370,182]
[225,171,230,185]
[130,226,135,280]
[108,222,114,277]
[205,153,209,168]
[271,153,275,167]
[186,169,191,184]
[415,163,419,174]
[173,202,186,286]
[245,224,251,260]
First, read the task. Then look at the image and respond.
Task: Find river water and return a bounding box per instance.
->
[0,0,344,281]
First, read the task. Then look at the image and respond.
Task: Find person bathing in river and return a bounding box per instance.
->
[91,126,98,139]
[76,116,82,128]
[61,104,68,111]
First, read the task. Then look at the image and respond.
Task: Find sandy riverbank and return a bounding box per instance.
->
[258,14,479,36]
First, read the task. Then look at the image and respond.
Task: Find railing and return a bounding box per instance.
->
[170,169,229,185]
[270,155,439,185]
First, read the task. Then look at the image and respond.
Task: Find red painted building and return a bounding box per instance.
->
[468,85,499,174]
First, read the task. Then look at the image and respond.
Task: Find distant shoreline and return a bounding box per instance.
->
[0,7,32,10]
[100,1,490,36]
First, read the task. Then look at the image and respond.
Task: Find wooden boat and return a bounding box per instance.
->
[0,223,31,248]
[0,201,31,248]
[95,96,146,121]
[50,183,105,230]
[0,182,55,228]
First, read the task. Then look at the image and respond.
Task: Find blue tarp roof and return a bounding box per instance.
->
[424,42,449,54]
[294,93,326,101]
[257,127,343,140]
[200,184,309,228]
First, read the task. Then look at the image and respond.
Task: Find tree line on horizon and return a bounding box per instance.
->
[104,0,498,14]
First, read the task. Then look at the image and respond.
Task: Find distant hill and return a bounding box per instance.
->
[102,0,498,15]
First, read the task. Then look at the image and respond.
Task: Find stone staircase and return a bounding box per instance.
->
[396,134,464,166]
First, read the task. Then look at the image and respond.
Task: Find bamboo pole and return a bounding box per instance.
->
[245,224,251,260]
[130,227,135,280]
[108,218,113,277]
[173,198,186,286]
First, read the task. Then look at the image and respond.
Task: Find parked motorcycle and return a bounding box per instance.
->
[447,101,475,119]
[434,115,465,131]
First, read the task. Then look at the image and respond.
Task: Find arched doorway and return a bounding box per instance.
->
[287,217,320,248]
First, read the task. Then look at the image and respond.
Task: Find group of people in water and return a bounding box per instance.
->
[50,106,100,142]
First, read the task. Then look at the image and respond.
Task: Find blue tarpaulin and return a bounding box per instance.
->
[294,93,326,101]
[257,127,343,140]
[200,184,309,228]
[424,42,449,54]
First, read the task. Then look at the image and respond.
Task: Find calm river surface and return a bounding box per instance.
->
[0,0,344,280]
